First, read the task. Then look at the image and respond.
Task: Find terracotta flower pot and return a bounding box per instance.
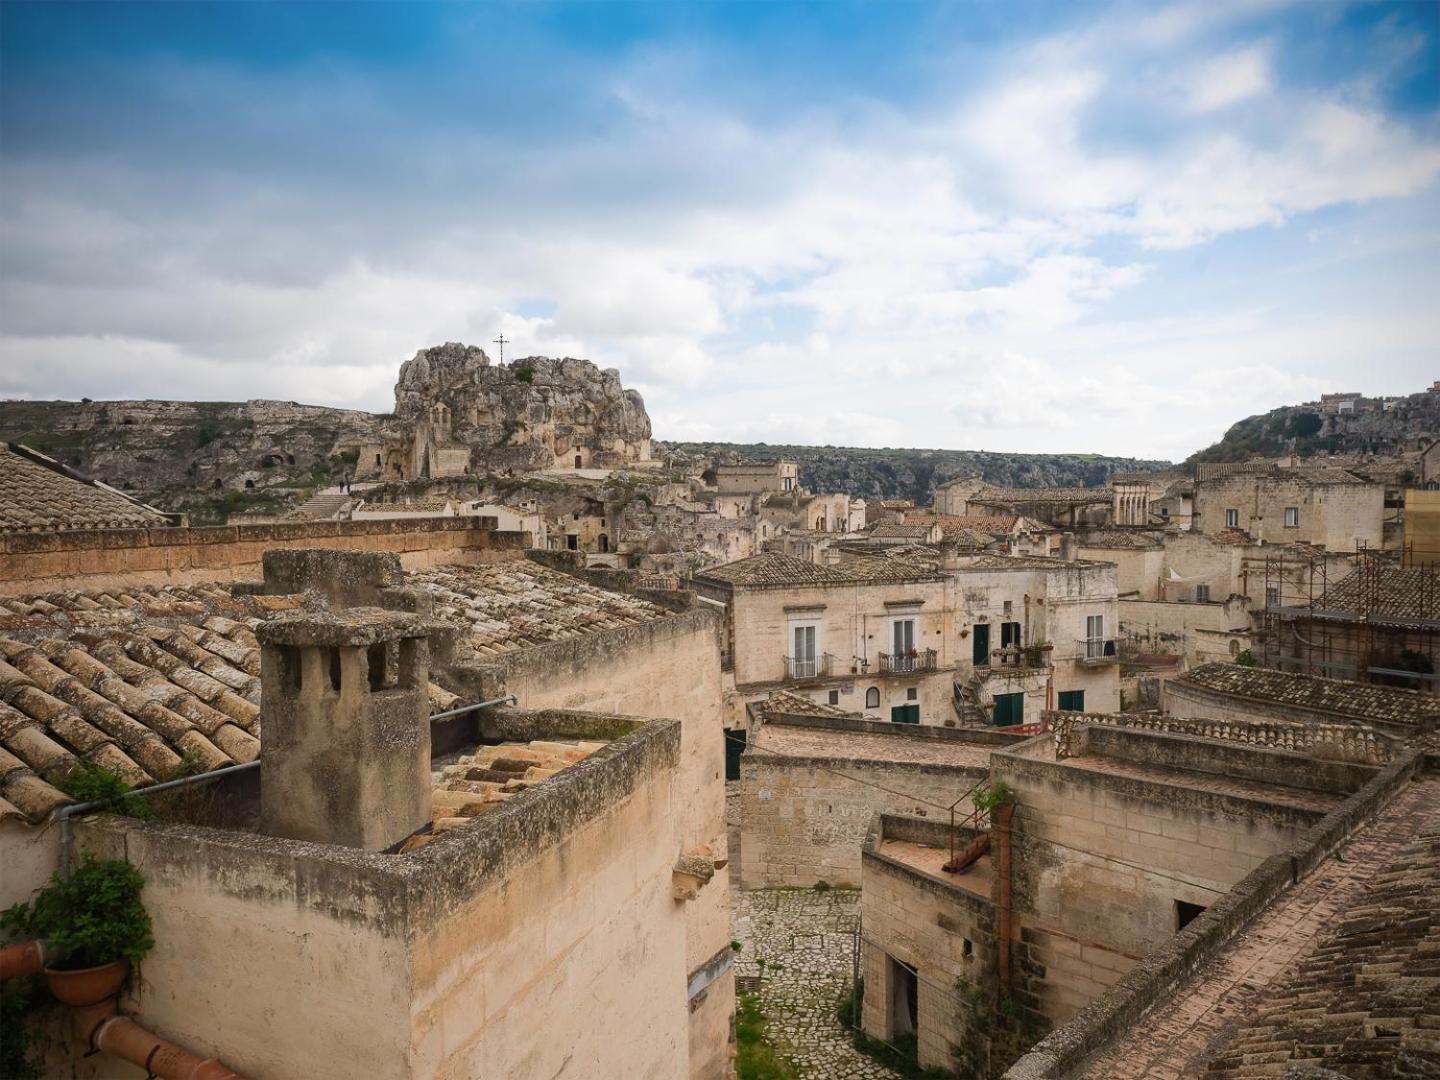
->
[45,958,129,1007]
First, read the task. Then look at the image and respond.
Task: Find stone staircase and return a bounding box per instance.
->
[290,490,352,520]
[951,673,990,726]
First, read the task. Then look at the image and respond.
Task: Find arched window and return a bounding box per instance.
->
[865,687,880,709]
[599,534,609,553]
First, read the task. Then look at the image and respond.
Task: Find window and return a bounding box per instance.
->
[1001,621,1022,648]
[865,687,880,709]
[791,624,818,678]
[1225,509,1239,528]
[1195,584,1211,603]
[891,617,917,670]
[783,477,793,492]
[1057,690,1085,711]
[890,703,920,724]
[1003,600,1013,618]
[1176,900,1207,930]
[1086,614,1105,658]
[906,687,918,701]
[567,535,578,550]
[828,690,840,706]
[1284,507,1299,528]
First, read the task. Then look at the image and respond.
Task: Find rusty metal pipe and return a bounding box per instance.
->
[0,939,46,980]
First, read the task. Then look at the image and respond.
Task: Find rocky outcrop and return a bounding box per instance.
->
[384,344,651,478]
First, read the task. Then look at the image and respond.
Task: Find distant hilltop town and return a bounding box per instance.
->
[0,358,1436,1080]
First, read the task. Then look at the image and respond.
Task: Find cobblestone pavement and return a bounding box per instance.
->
[732,887,901,1080]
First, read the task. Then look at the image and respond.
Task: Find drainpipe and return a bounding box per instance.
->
[995,802,1015,1000]
[427,694,517,722]
[71,998,245,1080]
[0,939,46,980]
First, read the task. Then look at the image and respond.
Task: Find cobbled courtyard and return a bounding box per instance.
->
[731,887,900,1080]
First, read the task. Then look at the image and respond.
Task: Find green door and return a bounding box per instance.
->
[992,692,1024,726]
[972,624,990,666]
[724,728,747,780]
[1057,690,1085,711]
[890,703,920,724]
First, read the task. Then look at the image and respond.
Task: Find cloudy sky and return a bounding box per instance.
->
[1,1,1437,460]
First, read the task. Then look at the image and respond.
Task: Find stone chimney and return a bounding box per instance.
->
[938,541,960,571]
[257,608,433,850]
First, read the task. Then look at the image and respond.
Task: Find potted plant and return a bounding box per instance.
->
[0,854,153,1007]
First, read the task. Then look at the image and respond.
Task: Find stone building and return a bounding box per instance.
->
[736,710,1009,887]
[691,552,958,726]
[860,708,1438,1077]
[0,547,732,1079]
[1190,464,1383,549]
[713,460,798,496]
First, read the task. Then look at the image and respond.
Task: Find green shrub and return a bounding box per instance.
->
[195,422,222,448]
[512,362,536,384]
[1233,649,1256,667]
[1,854,154,969]
[53,762,152,820]
[972,779,1015,816]
[0,976,45,1080]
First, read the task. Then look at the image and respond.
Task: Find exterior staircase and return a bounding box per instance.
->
[290,489,353,520]
[951,673,990,727]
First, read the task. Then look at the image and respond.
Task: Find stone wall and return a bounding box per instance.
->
[0,519,528,595]
[64,713,689,1080]
[1192,473,1383,549]
[740,753,986,888]
[1119,598,1251,667]
[1002,751,1427,1079]
[468,606,734,1080]
[861,813,996,1075]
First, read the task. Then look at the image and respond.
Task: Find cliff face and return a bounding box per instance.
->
[660,442,1170,503]
[389,344,651,476]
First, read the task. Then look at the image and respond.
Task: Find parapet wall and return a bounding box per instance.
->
[764,712,1029,747]
[1161,677,1419,739]
[0,518,528,594]
[1001,750,1427,1080]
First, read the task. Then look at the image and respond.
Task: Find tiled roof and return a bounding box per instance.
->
[1077,530,1164,550]
[972,485,1111,506]
[0,561,671,824]
[1311,564,1440,621]
[1206,829,1440,1078]
[752,690,860,721]
[1176,663,1439,732]
[696,552,943,589]
[0,588,285,823]
[0,444,171,534]
[408,560,670,655]
[955,554,1076,571]
[868,524,935,540]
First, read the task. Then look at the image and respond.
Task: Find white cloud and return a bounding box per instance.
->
[1186,43,1273,112]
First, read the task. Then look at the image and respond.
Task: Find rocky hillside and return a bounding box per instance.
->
[1189,387,1440,464]
[0,398,382,523]
[659,442,1169,503]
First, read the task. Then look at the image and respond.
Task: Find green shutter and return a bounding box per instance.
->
[992,692,1024,726]
[1058,690,1085,711]
[972,624,990,666]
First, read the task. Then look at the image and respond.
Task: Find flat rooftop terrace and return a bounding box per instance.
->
[1058,751,1348,814]
[877,838,993,900]
[750,725,993,769]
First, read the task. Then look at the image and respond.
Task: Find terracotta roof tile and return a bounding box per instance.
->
[697,552,943,588]
[1176,662,1439,732]
[1311,564,1440,621]
[0,444,172,534]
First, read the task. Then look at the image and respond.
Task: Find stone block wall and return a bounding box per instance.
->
[1119,598,1252,667]
[740,756,986,887]
[861,814,996,1075]
[0,518,528,595]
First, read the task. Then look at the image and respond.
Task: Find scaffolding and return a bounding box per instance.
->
[1259,542,1440,691]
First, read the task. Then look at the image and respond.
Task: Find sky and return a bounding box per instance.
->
[1,1,1437,461]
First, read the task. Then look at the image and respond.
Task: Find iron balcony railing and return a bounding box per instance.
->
[990,645,1052,671]
[1077,638,1119,665]
[878,648,938,675]
[783,653,834,681]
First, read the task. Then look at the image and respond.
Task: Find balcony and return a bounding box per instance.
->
[990,645,1052,671]
[783,653,834,682]
[1076,638,1119,666]
[878,649,938,676]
